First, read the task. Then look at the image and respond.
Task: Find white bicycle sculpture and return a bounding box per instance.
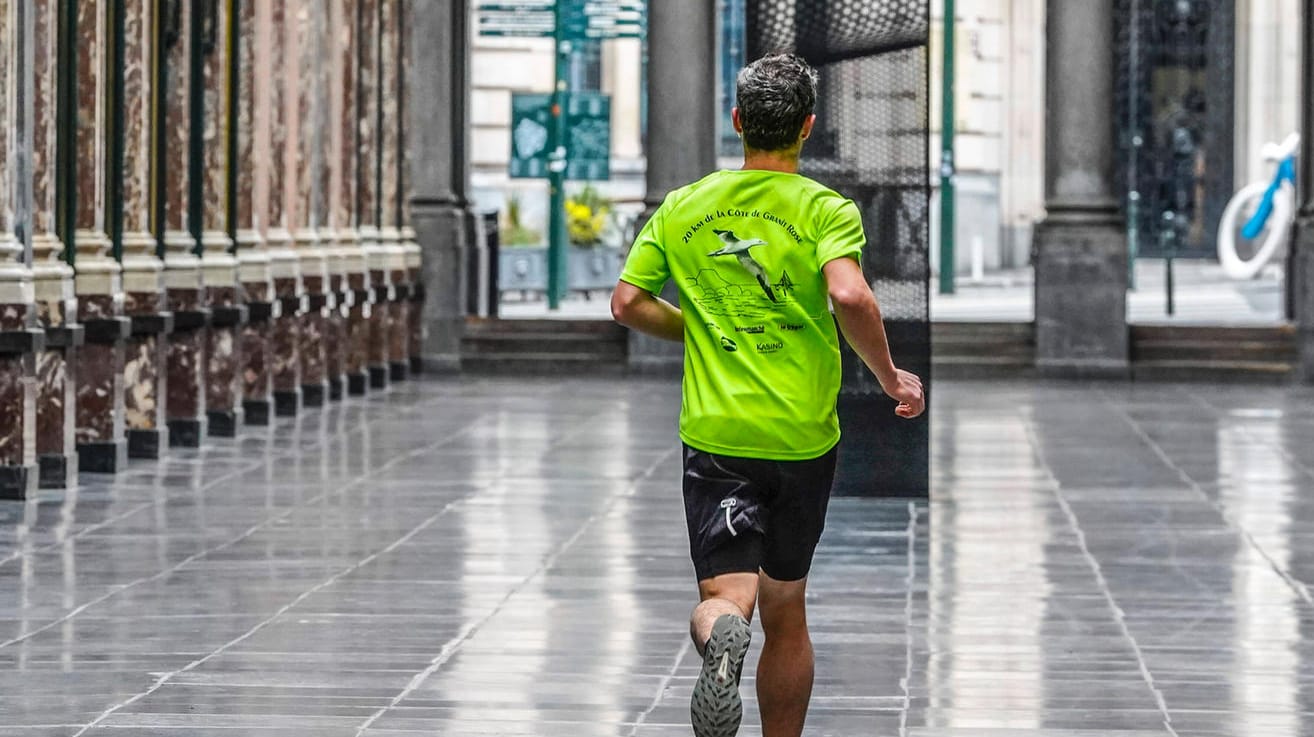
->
[1217,133,1300,280]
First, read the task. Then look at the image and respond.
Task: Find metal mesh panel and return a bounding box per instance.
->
[747,0,929,497]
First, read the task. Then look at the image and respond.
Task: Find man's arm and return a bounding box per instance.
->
[611,280,684,342]
[823,257,924,418]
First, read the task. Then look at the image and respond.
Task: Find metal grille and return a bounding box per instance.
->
[1115,0,1234,259]
[747,0,929,497]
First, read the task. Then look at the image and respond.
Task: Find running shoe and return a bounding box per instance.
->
[691,613,752,737]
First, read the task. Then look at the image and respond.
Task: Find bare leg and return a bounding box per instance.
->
[756,572,813,737]
[692,572,758,655]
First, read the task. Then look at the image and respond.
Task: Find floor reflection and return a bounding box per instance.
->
[0,377,1312,735]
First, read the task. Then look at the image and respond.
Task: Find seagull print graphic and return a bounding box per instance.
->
[708,229,777,303]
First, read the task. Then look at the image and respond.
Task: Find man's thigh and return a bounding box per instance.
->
[761,446,837,582]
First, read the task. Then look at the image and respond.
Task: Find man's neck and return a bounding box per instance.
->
[741,148,801,174]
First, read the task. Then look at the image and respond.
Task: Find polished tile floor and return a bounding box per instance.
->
[2,377,1314,736]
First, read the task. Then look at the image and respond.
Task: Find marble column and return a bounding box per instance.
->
[73,0,129,473]
[409,0,467,373]
[0,0,43,499]
[359,0,388,388]
[625,0,716,374]
[334,0,370,396]
[162,0,207,446]
[1293,0,1314,382]
[32,0,79,487]
[379,0,408,382]
[121,0,171,458]
[199,0,244,436]
[263,0,302,417]
[236,0,272,424]
[316,0,346,401]
[288,0,328,407]
[1032,0,1128,377]
[399,0,421,374]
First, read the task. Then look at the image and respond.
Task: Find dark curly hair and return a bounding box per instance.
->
[735,53,818,152]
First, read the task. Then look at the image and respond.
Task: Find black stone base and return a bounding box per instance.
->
[0,464,37,500]
[409,355,423,375]
[243,398,272,426]
[328,376,344,401]
[167,418,206,448]
[301,382,327,408]
[78,441,128,473]
[207,409,243,438]
[127,427,168,459]
[369,365,389,389]
[347,372,369,396]
[389,361,408,382]
[274,390,301,417]
[38,452,77,489]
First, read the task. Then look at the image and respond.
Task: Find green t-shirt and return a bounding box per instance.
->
[620,169,866,461]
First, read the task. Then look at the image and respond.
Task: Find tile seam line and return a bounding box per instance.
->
[1021,417,1179,737]
[625,636,693,736]
[351,444,680,737]
[0,391,448,570]
[1175,384,1314,482]
[898,501,917,737]
[67,490,474,736]
[1,409,487,654]
[1103,389,1314,608]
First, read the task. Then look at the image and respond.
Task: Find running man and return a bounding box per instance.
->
[610,53,924,737]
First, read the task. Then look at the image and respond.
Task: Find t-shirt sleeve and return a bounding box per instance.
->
[815,197,866,267]
[619,203,671,294]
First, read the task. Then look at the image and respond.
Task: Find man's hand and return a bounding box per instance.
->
[881,368,924,419]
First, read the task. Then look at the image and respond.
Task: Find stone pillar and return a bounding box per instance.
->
[409,0,467,373]
[627,0,717,374]
[73,0,129,473]
[32,0,79,487]
[1293,0,1314,381]
[289,0,328,407]
[198,0,244,436]
[399,0,421,374]
[359,0,388,387]
[162,0,207,446]
[121,0,171,458]
[237,0,273,425]
[264,0,302,416]
[333,0,369,396]
[0,0,43,499]
[1032,0,1128,377]
[318,0,346,401]
[379,0,408,382]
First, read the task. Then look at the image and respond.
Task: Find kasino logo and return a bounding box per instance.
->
[720,336,738,352]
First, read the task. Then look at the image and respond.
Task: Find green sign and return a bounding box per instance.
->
[478,0,645,39]
[509,93,611,181]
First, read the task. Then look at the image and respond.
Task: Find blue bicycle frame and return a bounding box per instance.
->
[1241,156,1298,240]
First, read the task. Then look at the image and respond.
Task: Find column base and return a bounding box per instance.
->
[127,428,168,459]
[301,382,327,407]
[1033,214,1129,375]
[369,365,389,389]
[207,408,243,438]
[78,441,129,474]
[0,464,37,500]
[167,418,207,448]
[409,355,423,375]
[38,452,78,489]
[274,390,301,417]
[389,362,408,382]
[328,376,344,401]
[243,398,272,426]
[347,372,369,396]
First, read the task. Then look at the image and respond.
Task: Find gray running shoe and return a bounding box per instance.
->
[691,613,752,737]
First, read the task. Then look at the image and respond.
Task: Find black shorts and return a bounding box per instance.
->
[681,443,838,582]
